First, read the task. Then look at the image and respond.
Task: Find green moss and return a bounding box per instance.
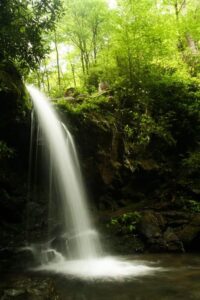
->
[55,94,116,115]
[182,199,200,213]
[0,61,30,178]
[0,141,14,160]
[107,212,141,235]
[0,62,30,118]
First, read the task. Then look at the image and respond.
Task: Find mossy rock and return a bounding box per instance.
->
[176,214,200,248]
[0,61,29,132]
[0,61,30,159]
[138,211,166,239]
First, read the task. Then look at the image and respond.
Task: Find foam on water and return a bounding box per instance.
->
[36,255,160,280]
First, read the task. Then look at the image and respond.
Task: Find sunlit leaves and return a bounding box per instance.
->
[28,0,200,93]
[0,0,62,70]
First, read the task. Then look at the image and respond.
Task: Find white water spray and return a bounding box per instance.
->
[27,85,161,279]
[27,85,101,260]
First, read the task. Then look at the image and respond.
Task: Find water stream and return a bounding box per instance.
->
[27,86,160,279]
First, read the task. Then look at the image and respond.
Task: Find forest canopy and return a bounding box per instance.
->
[1,0,199,88]
[0,0,62,70]
[23,0,200,94]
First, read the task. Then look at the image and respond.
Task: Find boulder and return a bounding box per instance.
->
[137,211,167,252]
[163,227,184,252]
[176,214,200,250]
[138,211,165,240]
[98,81,109,93]
[64,87,76,97]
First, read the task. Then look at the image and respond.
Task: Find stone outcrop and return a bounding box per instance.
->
[0,62,30,252]
[105,210,200,254]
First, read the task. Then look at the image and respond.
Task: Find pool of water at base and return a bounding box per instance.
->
[43,254,200,300]
[2,253,200,300]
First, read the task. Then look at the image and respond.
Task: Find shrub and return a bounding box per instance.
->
[108,212,141,235]
[0,141,14,160]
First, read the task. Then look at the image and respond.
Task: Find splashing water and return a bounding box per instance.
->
[36,256,160,280]
[27,85,101,260]
[27,85,161,279]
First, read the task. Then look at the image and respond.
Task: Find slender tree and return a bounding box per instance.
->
[62,0,109,77]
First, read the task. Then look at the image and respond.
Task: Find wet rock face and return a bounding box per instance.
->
[138,211,165,240]
[0,62,30,174]
[0,62,29,143]
[175,214,200,251]
[137,210,200,253]
[105,210,200,254]
[0,62,30,254]
[138,211,173,253]
[66,111,125,201]
[163,227,184,252]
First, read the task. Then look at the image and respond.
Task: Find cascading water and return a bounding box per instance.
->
[27,85,161,279]
[27,85,102,260]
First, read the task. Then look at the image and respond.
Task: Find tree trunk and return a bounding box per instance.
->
[71,62,77,87]
[186,34,198,55]
[80,51,86,76]
[44,61,50,94]
[92,25,98,64]
[36,70,41,89]
[54,31,61,87]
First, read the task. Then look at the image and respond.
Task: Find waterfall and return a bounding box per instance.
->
[26,85,160,279]
[27,85,102,261]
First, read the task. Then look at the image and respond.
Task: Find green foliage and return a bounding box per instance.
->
[124,112,175,150]
[0,0,62,70]
[0,141,14,160]
[178,197,200,213]
[28,0,200,95]
[108,212,141,235]
[182,151,200,173]
[149,79,200,154]
[55,94,115,115]
[62,0,110,78]
[186,200,200,213]
[49,82,67,98]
